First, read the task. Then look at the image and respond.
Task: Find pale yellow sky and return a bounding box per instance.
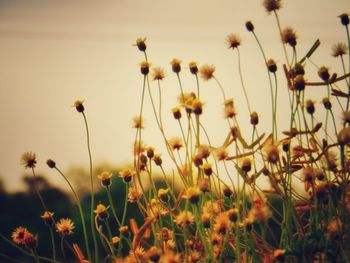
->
[0,0,349,191]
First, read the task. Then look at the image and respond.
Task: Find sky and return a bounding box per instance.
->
[0,0,349,191]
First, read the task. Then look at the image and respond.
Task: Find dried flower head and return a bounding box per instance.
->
[339,13,349,26]
[119,168,133,183]
[119,225,129,237]
[305,100,315,115]
[197,144,211,159]
[342,111,350,125]
[73,99,85,113]
[189,61,198,75]
[215,147,228,161]
[169,137,183,151]
[226,34,241,50]
[338,127,350,145]
[12,227,29,245]
[172,106,182,120]
[263,0,281,13]
[128,186,142,203]
[213,212,232,234]
[97,171,113,187]
[41,211,54,226]
[23,232,37,249]
[241,157,252,173]
[134,37,147,52]
[170,58,182,73]
[153,154,163,166]
[151,67,166,81]
[198,178,210,193]
[199,64,215,81]
[46,159,56,169]
[264,140,280,164]
[331,43,347,57]
[201,162,213,176]
[175,211,194,227]
[318,66,330,82]
[250,111,259,126]
[267,59,277,73]
[56,218,75,235]
[293,75,305,91]
[21,152,37,169]
[281,27,297,47]
[192,98,204,115]
[139,61,151,75]
[132,116,144,129]
[322,97,332,110]
[245,21,254,32]
[227,208,238,222]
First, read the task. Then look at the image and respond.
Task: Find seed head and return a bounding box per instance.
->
[139,61,151,75]
[293,75,305,91]
[169,137,183,151]
[245,21,254,32]
[201,162,213,176]
[241,157,252,173]
[322,97,332,110]
[331,43,347,57]
[185,186,201,204]
[46,159,56,169]
[339,13,349,26]
[223,186,233,197]
[199,64,215,81]
[264,141,280,164]
[250,111,259,126]
[145,146,155,158]
[281,27,297,47]
[226,34,241,50]
[153,154,162,166]
[305,99,315,115]
[172,106,182,120]
[134,37,147,52]
[151,67,166,81]
[263,0,281,13]
[198,178,210,193]
[170,58,182,73]
[338,127,350,145]
[21,152,37,169]
[73,99,85,113]
[192,98,203,115]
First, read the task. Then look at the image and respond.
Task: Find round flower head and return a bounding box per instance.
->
[172,106,182,120]
[213,212,232,234]
[41,211,55,226]
[111,236,120,249]
[201,162,213,176]
[263,0,281,13]
[46,159,56,169]
[245,21,254,32]
[293,75,305,91]
[322,97,332,110]
[338,127,350,145]
[56,218,75,235]
[331,43,347,57]
[266,59,277,73]
[147,246,161,263]
[134,37,147,52]
[151,67,166,81]
[226,34,241,50]
[119,225,129,237]
[250,111,259,126]
[339,13,349,26]
[94,204,108,219]
[241,157,252,173]
[73,99,85,113]
[21,152,37,169]
[281,27,297,47]
[12,227,29,244]
[305,99,315,115]
[170,58,182,73]
[189,61,198,75]
[318,66,330,82]
[97,171,113,187]
[23,232,37,249]
[185,186,201,204]
[199,64,215,81]
[139,61,151,75]
[169,137,183,151]
[174,211,194,227]
[158,188,169,202]
[119,168,134,183]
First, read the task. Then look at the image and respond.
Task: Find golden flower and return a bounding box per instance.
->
[169,137,183,151]
[281,27,297,47]
[41,211,54,226]
[215,147,228,161]
[175,211,194,227]
[56,218,75,235]
[134,37,147,52]
[177,92,196,107]
[262,0,281,13]
[172,106,182,120]
[263,140,280,164]
[199,64,215,81]
[211,233,223,246]
[119,168,133,183]
[227,208,238,222]
[201,212,211,228]
[201,163,213,177]
[241,157,252,173]
[21,152,37,169]
[12,227,28,245]
[145,146,155,158]
[198,178,210,193]
[226,34,241,50]
[94,204,108,219]
[153,154,163,166]
[119,226,129,236]
[202,201,222,216]
[273,249,285,261]
[97,171,113,187]
[132,116,144,129]
[213,212,232,234]
[73,99,85,112]
[170,58,182,73]
[331,43,347,57]
[128,186,142,202]
[147,246,161,262]
[192,98,204,115]
[305,99,315,115]
[158,188,169,202]
[185,186,201,204]
[151,67,166,81]
[139,61,151,75]
[111,236,120,248]
[189,61,198,75]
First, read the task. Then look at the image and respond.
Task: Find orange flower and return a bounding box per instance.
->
[56,218,75,235]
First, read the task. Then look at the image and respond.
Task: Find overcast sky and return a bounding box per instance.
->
[0,0,349,191]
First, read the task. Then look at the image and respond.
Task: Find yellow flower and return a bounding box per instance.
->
[94,204,108,219]
[170,58,182,73]
[158,188,169,202]
[189,61,198,75]
[263,140,280,164]
[73,99,85,112]
[151,67,166,81]
[119,168,134,183]
[174,211,194,227]
[134,37,147,51]
[226,34,241,50]
[97,171,113,187]
[185,186,201,204]
[21,152,37,169]
[215,147,228,161]
[199,64,215,81]
[281,27,297,47]
[169,137,183,151]
[213,212,232,234]
[56,218,75,235]
[147,246,161,262]
[139,61,151,75]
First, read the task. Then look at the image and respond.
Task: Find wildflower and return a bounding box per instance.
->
[128,186,142,202]
[226,34,241,50]
[46,159,56,169]
[201,213,211,228]
[175,211,194,227]
[23,232,37,249]
[282,140,289,152]
[198,178,210,193]
[21,152,37,169]
[245,21,254,32]
[133,140,144,156]
[338,127,350,145]
[249,204,271,222]
[202,201,222,216]
[231,126,240,140]
[97,171,113,187]
[132,116,144,129]
[224,104,236,119]
[172,106,182,120]
[134,246,146,259]
[273,249,285,261]
[305,100,315,115]
[211,233,223,246]
[192,98,203,115]
[145,146,154,158]
[169,137,183,151]
[199,64,215,81]
[291,63,305,77]
[331,43,347,57]
[201,162,213,176]
[318,66,330,82]
[158,188,169,202]
[151,67,166,81]
[227,208,238,222]
[134,37,147,52]
[158,227,173,242]
[73,99,85,113]
[197,144,211,159]
[215,147,228,161]
[250,111,259,126]
[94,204,108,219]
[56,218,75,235]
[139,153,147,165]
[213,212,232,234]
[119,168,133,183]
[139,61,151,75]
[119,226,129,237]
[189,61,198,75]
[147,246,161,262]
[170,58,182,73]
[241,157,252,173]
[111,236,120,249]
[153,154,162,166]
[293,75,305,91]
[41,211,54,226]
[281,27,297,47]
[339,13,349,26]
[322,97,332,110]
[264,140,280,164]
[262,0,281,13]
[185,186,201,204]
[12,227,28,245]
[223,186,233,197]
[165,240,176,251]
